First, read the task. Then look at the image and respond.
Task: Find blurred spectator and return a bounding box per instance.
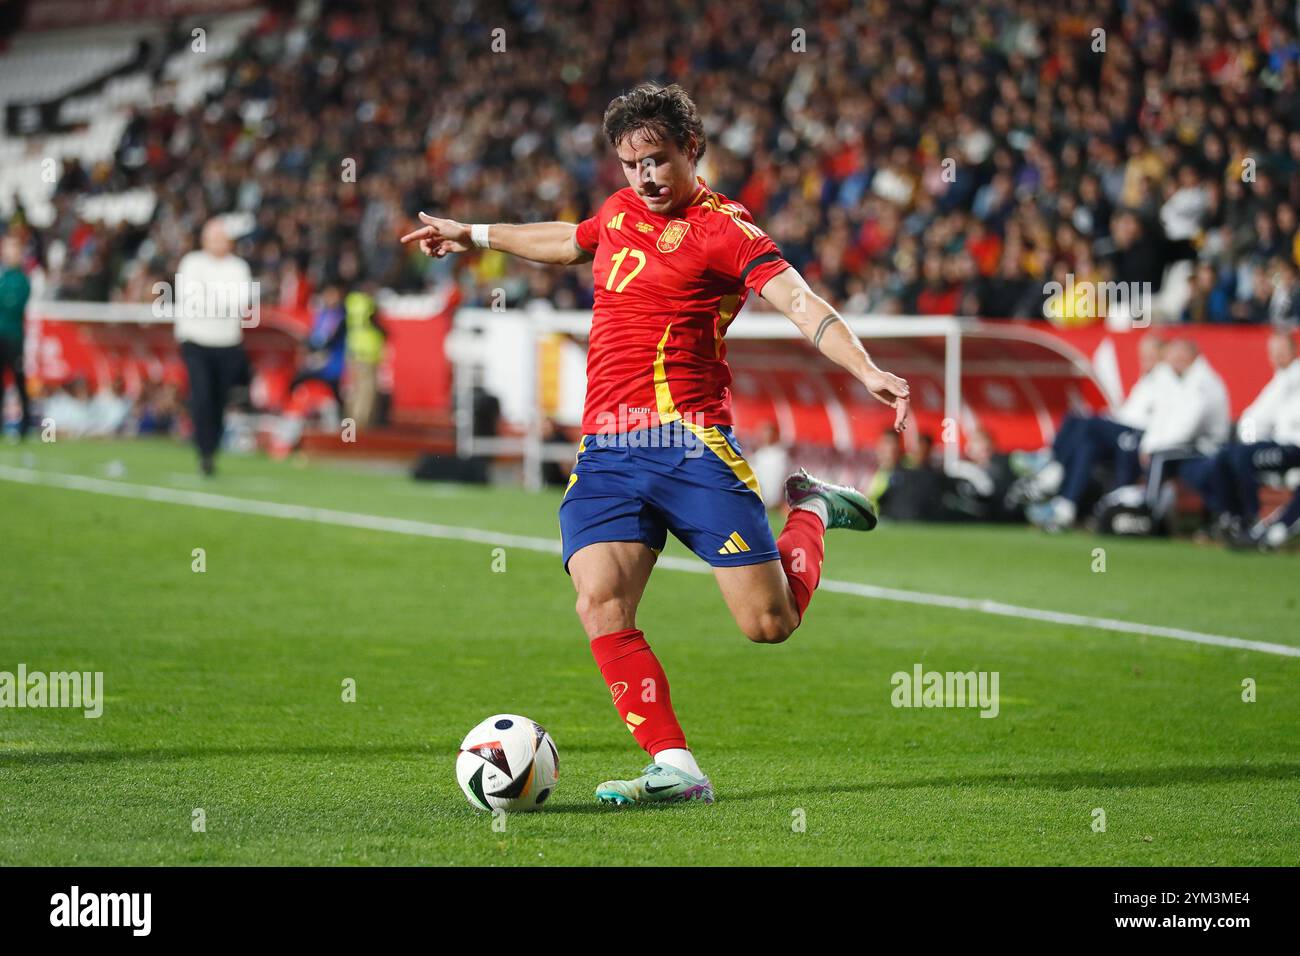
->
[133,382,181,436]
[946,427,1020,522]
[750,421,792,510]
[1183,331,1300,546]
[1183,261,1234,324]
[1018,332,1174,528]
[87,378,133,436]
[865,429,900,511]
[905,432,938,471]
[343,286,386,428]
[289,282,347,403]
[1030,338,1230,530]
[0,234,31,439]
[881,436,948,522]
[43,379,94,438]
[1135,339,1231,463]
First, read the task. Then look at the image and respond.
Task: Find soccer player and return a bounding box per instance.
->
[402,84,909,805]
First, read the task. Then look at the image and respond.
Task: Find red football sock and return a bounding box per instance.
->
[778,507,826,619]
[589,628,687,755]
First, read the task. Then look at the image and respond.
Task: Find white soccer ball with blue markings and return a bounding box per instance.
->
[456,714,560,811]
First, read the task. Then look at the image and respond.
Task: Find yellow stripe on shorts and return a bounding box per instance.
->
[680,421,762,497]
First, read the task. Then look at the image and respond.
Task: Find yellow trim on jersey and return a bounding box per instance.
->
[691,179,762,239]
[681,420,762,497]
[653,318,759,495]
[701,194,761,240]
[652,323,681,425]
[715,293,740,357]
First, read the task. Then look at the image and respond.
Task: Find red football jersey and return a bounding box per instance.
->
[573,178,790,434]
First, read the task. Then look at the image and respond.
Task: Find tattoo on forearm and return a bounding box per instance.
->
[813,313,840,349]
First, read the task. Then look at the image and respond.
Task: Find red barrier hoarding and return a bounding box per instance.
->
[20,304,1281,454]
[26,297,457,421]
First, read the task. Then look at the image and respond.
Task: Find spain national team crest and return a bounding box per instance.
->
[657,219,691,253]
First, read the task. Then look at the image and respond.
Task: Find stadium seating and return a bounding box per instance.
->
[0,10,260,228]
[2,1,1298,321]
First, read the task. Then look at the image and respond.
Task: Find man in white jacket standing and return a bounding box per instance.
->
[1185,331,1300,549]
[174,218,254,476]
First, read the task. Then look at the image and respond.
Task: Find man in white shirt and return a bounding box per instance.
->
[1184,331,1300,549]
[1024,332,1173,529]
[1106,340,1232,529]
[1113,334,1177,431]
[1133,340,1230,457]
[174,217,254,476]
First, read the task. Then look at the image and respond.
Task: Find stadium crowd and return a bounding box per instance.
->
[3,0,1300,328]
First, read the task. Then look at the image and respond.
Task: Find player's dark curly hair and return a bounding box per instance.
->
[602,83,706,161]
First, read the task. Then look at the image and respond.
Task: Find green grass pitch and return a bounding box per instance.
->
[1,439,1296,866]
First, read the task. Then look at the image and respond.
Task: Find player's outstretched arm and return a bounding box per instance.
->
[760,266,910,432]
[400,213,593,265]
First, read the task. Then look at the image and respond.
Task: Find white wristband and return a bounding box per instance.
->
[470,223,491,249]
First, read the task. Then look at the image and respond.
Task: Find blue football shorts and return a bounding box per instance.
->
[558,421,780,572]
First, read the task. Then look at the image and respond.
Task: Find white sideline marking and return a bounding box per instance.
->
[4,464,1298,659]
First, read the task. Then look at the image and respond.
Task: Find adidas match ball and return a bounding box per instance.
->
[456,714,559,811]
